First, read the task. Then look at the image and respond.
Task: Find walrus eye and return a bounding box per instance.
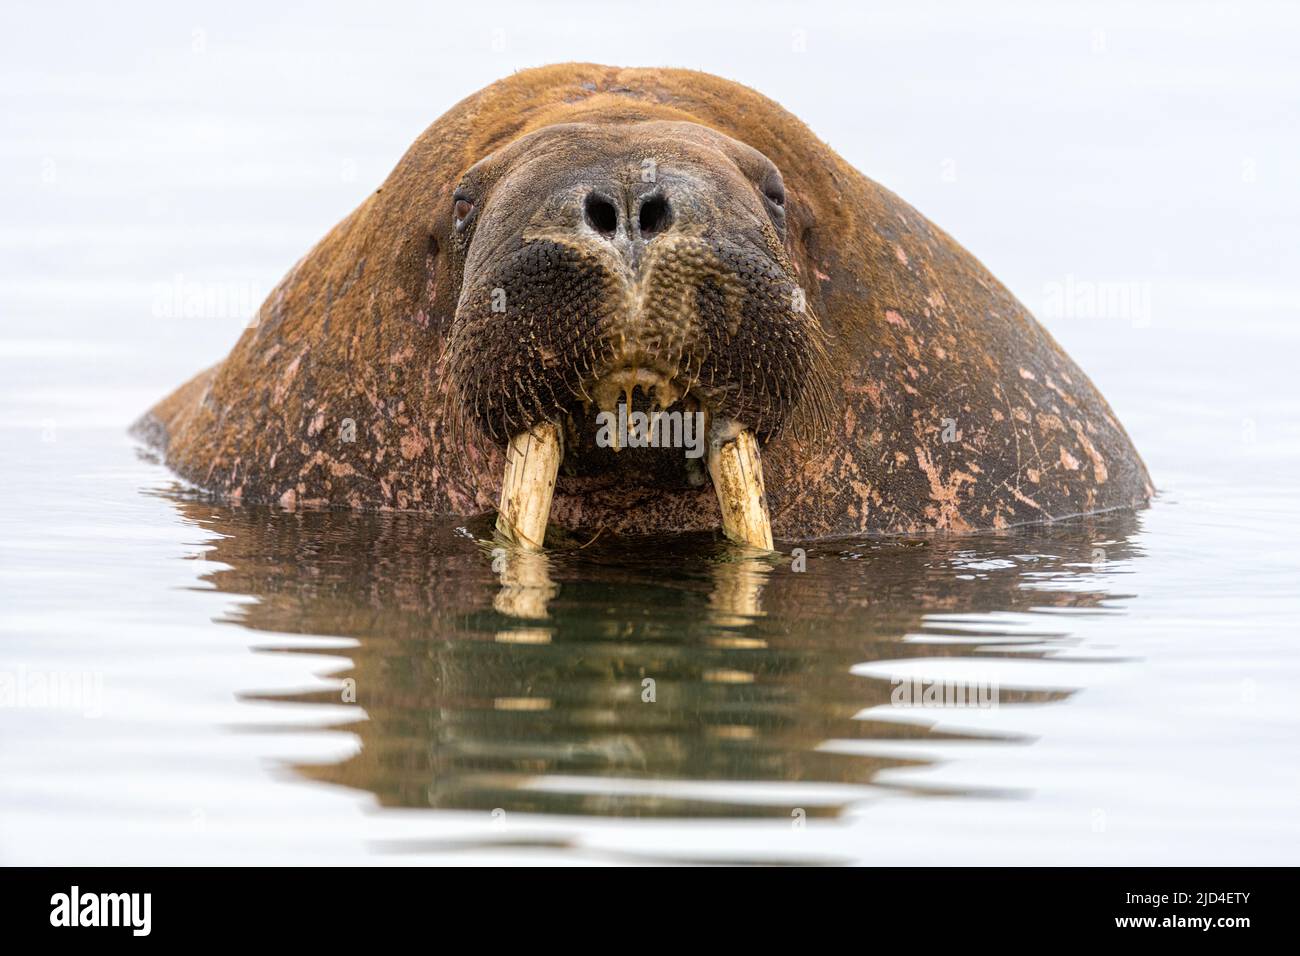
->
[762,173,786,208]
[453,197,475,231]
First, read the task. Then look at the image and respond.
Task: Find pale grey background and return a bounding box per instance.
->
[1,0,1297,863]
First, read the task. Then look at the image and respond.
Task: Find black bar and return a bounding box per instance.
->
[0,867,1284,941]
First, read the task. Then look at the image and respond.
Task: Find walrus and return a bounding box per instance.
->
[135,63,1152,549]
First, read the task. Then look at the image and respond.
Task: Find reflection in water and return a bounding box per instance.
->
[163,491,1142,837]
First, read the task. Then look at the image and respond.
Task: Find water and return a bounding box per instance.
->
[2,1,1298,864]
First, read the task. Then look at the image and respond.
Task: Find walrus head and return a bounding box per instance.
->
[441,120,832,548]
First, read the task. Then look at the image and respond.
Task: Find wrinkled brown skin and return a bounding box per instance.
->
[136,64,1152,538]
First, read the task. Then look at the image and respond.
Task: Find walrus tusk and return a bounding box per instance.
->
[707,424,774,551]
[493,549,557,620]
[496,422,562,550]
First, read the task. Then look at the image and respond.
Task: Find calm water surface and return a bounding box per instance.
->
[2,1,1298,864]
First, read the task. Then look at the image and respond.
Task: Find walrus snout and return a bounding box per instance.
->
[443,120,831,549]
[444,123,832,450]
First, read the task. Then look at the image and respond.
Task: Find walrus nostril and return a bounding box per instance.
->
[638,195,671,237]
[584,194,618,236]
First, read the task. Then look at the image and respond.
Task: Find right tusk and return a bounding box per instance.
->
[707,424,775,551]
[496,422,562,551]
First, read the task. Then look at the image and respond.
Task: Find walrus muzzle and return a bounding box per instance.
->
[443,121,832,550]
